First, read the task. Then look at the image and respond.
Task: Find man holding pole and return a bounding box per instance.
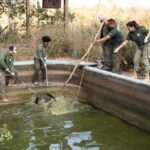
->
[33,36,51,85]
[94,18,124,73]
[96,15,110,70]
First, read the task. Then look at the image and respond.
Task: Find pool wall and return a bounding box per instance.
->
[80,67,150,132]
[7,60,150,132]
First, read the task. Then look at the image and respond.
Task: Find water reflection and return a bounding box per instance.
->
[26,143,38,150]
[0,96,150,150]
[66,131,100,150]
[49,144,61,150]
[64,120,74,129]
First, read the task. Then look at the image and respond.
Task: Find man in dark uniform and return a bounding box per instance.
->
[96,16,110,70]
[114,21,150,80]
[95,18,124,72]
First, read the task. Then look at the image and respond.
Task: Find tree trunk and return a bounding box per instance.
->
[26,0,30,37]
[64,0,69,33]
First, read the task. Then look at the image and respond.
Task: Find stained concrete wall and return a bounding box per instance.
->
[10,60,150,131]
[81,67,150,132]
[15,60,96,84]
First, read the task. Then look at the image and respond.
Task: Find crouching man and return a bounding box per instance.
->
[0,46,17,102]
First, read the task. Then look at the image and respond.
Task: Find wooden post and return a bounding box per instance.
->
[64,0,69,32]
[26,0,30,37]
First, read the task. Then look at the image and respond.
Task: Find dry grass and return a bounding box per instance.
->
[0,4,149,63]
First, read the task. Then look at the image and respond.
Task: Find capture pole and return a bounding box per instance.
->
[40,58,49,87]
[64,23,104,86]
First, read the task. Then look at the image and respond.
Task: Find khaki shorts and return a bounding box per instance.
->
[0,71,6,99]
[134,44,150,72]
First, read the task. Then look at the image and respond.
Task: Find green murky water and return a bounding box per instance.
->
[0,94,150,150]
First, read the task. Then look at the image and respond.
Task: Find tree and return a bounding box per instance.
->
[26,0,30,37]
[0,0,25,32]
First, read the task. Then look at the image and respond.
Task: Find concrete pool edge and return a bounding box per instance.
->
[3,59,150,132]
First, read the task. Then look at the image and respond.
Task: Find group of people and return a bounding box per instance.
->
[0,17,150,102]
[95,17,150,80]
[0,36,51,102]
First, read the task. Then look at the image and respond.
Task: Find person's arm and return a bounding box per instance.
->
[94,35,111,45]
[0,54,10,71]
[144,30,150,43]
[95,28,119,45]
[41,48,47,62]
[114,40,128,53]
[8,58,14,72]
[139,26,150,43]
[5,55,15,76]
[36,46,42,58]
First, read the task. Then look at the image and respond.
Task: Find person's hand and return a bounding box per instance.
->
[5,68,12,75]
[93,40,99,45]
[44,57,47,61]
[5,68,10,73]
[44,63,47,68]
[144,36,149,43]
[10,72,15,77]
[114,47,120,53]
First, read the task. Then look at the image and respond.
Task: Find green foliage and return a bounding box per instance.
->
[52,10,76,24]
[33,2,52,24]
[0,0,25,18]
[34,2,75,25]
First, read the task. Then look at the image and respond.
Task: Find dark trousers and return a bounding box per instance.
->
[102,45,113,71]
[0,71,6,98]
[113,52,121,73]
[102,45,121,73]
[0,70,18,99]
[5,71,18,86]
[32,58,46,83]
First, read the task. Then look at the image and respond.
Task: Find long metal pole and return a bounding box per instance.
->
[40,58,48,87]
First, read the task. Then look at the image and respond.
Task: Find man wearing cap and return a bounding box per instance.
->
[0,46,17,102]
[33,36,51,84]
[94,18,124,72]
[96,15,111,71]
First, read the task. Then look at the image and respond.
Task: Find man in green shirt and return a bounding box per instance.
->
[96,16,110,70]
[114,21,150,80]
[94,18,124,72]
[0,46,17,102]
[33,36,51,84]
